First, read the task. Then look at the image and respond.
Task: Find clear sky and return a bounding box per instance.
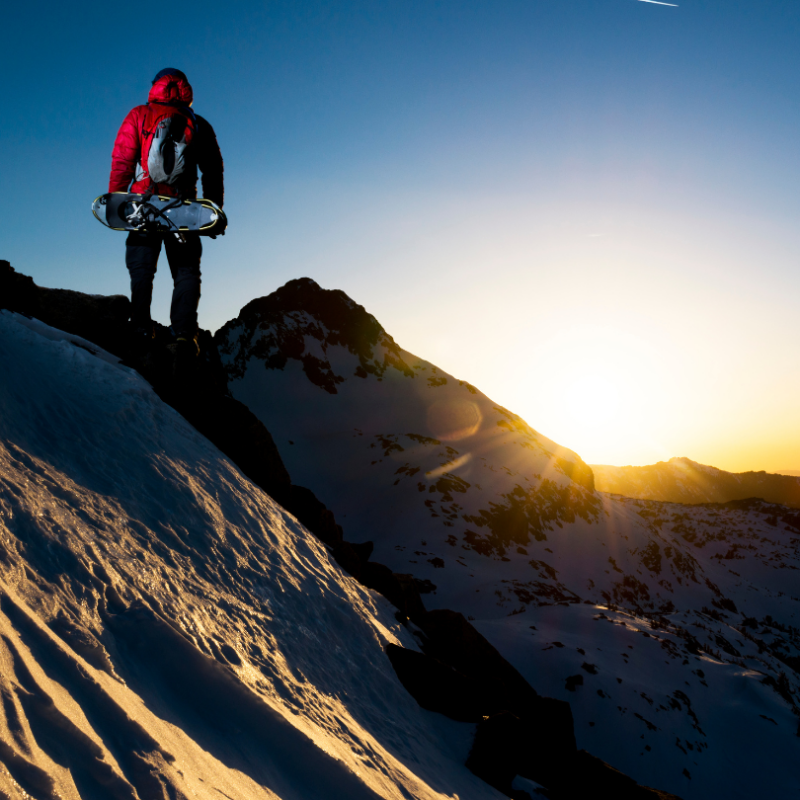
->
[3,1,800,474]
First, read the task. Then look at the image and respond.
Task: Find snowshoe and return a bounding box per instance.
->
[92,192,226,237]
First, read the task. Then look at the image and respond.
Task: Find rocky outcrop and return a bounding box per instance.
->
[414,610,552,721]
[1,260,131,354]
[387,611,683,798]
[216,277,415,390]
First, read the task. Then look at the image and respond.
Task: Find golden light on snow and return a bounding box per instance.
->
[426,398,482,441]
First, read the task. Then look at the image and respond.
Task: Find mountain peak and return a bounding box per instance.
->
[216,279,414,392]
[229,277,382,346]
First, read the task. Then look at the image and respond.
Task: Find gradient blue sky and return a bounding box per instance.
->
[4,1,800,471]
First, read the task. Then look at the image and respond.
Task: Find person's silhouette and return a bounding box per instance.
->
[109,68,224,354]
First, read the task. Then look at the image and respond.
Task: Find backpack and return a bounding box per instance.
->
[137,103,197,187]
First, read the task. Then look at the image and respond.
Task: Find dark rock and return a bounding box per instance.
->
[0,260,37,315]
[385,644,482,722]
[467,708,579,791]
[349,541,374,563]
[392,573,428,620]
[358,565,429,621]
[565,674,584,692]
[0,261,130,355]
[545,751,684,799]
[414,610,540,715]
[331,542,362,579]
[466,712,527,794]
[414,609,577,786]
[467,722,681,799]
[361,563,406,612]
[176,394,292,502]
[284,485,344,547]
[36,286,131,356]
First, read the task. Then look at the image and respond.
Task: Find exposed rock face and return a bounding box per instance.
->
[593,456,800,509]
[1,260,130,354]
[217,277,415,392]
[385,644,483,722]
[466,714,683,799]
[414,610,552,721]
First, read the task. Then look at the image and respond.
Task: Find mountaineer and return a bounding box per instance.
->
[109,68,224,356]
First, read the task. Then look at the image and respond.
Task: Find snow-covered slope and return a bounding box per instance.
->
[217,279,800,800]
[593,457,800,508]
[0,309,501,800]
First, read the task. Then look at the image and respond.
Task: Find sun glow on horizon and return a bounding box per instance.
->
[510,325,676,467]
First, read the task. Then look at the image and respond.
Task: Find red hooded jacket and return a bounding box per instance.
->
[109,75,224,207]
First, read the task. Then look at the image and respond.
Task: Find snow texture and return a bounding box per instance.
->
[0,310,501,800]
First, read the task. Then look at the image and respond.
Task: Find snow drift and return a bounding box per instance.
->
[0,309,501,800]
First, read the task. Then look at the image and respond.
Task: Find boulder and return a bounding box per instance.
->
[331,541,363,579]
[544,751,684,799]
[284,485,344,547]
[415,610,541,716]
[392,573,428,621]
[385,644,483,722]
[465,712,527,795]
[0,261,130,355]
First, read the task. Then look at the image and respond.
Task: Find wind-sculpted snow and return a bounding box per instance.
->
[0,311,502,800]
[217,280,800,799]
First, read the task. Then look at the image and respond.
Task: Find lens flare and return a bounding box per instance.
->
[426,399,482,441]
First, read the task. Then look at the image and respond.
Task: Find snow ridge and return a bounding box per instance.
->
[0,310,499,800]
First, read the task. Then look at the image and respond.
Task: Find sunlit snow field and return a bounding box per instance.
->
[0,310,500,800]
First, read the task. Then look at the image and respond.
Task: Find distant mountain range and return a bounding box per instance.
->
[592,457,800,508]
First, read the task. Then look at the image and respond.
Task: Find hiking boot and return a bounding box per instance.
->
[175,334,200,358]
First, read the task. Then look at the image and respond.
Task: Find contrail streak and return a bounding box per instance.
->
[635,0,678,5]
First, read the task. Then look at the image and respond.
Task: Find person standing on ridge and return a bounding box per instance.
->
[109,68,224,356]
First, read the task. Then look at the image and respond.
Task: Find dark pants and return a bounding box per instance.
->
[125,231,202,336]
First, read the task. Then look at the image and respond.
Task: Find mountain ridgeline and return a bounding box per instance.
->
[2,261,799,800]
[593,457,800,509]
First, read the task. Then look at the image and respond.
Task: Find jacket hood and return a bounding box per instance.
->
[148,74,193,107]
